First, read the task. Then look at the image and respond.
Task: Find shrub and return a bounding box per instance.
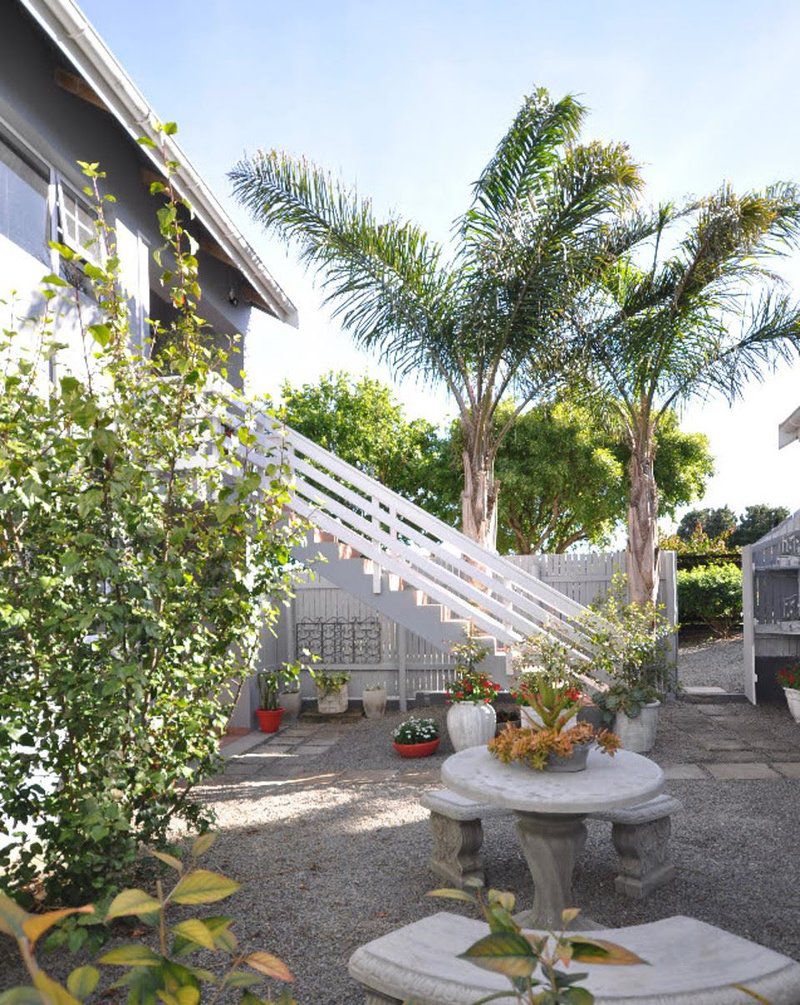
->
[677,562,742,635]
[0,137,304,904]
[0,834,297,1004]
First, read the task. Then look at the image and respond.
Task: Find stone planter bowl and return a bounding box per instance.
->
[784,686,800,724]
[362,687,387,719]
[615,700,661,754]
[447,701,496,752]
[544,740,591,772]
[277,690,302,719]
[317,684,349,715]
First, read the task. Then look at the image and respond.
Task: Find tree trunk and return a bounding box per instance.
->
[627,424,659,606]
[461,446,498,550]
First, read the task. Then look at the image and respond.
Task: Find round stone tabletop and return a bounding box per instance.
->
[441,746,664,815]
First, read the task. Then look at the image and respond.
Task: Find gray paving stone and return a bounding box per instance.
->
[705,762,780,780]
[661,763,708,780]
[699,737,751,751]
[773,762,800,778]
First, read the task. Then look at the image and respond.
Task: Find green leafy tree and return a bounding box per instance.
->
[279,371,457,518]
[677,506,737,542]
[0,141,303,904]
[573,184,800,602]
[731,503,790,545]
[230,87,641,548]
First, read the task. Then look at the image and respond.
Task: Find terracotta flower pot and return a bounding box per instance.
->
[255,707,285,733]
[392,738,440,758]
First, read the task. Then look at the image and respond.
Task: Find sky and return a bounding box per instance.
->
[79,0,800,524]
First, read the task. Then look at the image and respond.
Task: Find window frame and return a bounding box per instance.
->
[0,121,54,267]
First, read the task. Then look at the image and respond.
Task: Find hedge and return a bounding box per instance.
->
[677,562,742,635]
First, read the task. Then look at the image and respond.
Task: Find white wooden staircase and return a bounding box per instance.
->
[252,417,597,688]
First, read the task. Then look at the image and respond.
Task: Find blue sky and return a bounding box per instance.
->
[81,0,800,522]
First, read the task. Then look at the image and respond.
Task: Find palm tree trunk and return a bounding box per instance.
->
[626,423,659,605]
[460,445,499,550]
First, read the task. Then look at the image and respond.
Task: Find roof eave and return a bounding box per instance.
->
[18,0,298,328]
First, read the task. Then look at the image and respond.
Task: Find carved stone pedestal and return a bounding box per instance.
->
[514,811,587,928]
[428,812,485,887]
[611,815,675,898]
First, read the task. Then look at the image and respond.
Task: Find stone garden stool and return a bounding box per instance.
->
[348,911,800,1004]
[590,793,681,898]
[419,789,508,887]
[421,788,681,898]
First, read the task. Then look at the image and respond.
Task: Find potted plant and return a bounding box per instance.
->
[255,670,285,733]
[392,716,440,758]
[315,670,350,714]
[511,634,586,731]
[445,636,501,751]
[577,575,674,754]
[362,681,387,719]
[778,663,800,723]
[276,652,319,720]
[489,681,620,772]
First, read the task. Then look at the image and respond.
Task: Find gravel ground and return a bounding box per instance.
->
[678,630,744,692]
[3,700,799,1003]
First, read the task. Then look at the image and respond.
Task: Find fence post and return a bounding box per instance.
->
[398,627,408,712]
[660,550,679,681]
[742,545,756,704]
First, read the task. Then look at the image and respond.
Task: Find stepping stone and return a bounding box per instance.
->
[705,762,780,780]
[661,763,708,780]
[699,738,750,751]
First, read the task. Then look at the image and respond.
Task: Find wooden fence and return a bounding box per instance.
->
[235,549,679,721]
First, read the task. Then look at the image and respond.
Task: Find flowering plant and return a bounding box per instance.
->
[489,722,620,772]
[513,675,582,728]
[446,670,502,704]
[393,716,439,744]
[778,662,800,691]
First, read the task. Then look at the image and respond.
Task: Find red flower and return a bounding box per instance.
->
[566,688,581,702]
[455,691,464,699]
[493,682,501,691]
[465,683,473,692]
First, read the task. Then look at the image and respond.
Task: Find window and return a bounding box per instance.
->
[57,183,101,265]
[0,131,50,264]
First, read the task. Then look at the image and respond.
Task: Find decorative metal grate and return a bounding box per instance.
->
[295,617,382,664]
[783,594,800,620]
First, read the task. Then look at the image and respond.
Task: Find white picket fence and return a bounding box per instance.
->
[256,548,678,709]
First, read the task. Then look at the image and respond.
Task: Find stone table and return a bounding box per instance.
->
[441,745,664,928]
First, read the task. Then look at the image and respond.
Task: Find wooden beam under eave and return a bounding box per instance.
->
[54,67,108,113]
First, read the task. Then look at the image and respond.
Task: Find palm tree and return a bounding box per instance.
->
[230,88,641,548]
[572,184,800,603]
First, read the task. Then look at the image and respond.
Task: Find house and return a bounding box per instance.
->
[0,0,590,732]
[0,0,297,385]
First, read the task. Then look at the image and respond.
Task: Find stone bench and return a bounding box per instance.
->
[420,789,681,899]
[349,911,800,1004]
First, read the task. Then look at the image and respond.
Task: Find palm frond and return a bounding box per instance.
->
[229,151,456,381]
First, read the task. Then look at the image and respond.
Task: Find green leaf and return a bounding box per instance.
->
[105,889,162,921]
[191,833,216,858]
[425,888,476,903]
[458,932,538,979]
[171,870,239,905]
[244,951,294,982]
[563,937,647,966]
[40,273,69,288]
[23,907,95,947]
[32,974,80,1005]
[0,989,44,1005]
[151,850,183,873]
[223,972,262,989]
[66,967,100,1000]
[0,893,29,938]
[98,943,161,967]
[171,919,215,950]
[88,324,111,347]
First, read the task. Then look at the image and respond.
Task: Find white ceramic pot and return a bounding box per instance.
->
[614,700,661,754]
[317,684,348,715]
[520,705,579,731]
[784,687,800,724]
[277,690,302,719]
[447,702,497,752]
[362,687,387,719]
